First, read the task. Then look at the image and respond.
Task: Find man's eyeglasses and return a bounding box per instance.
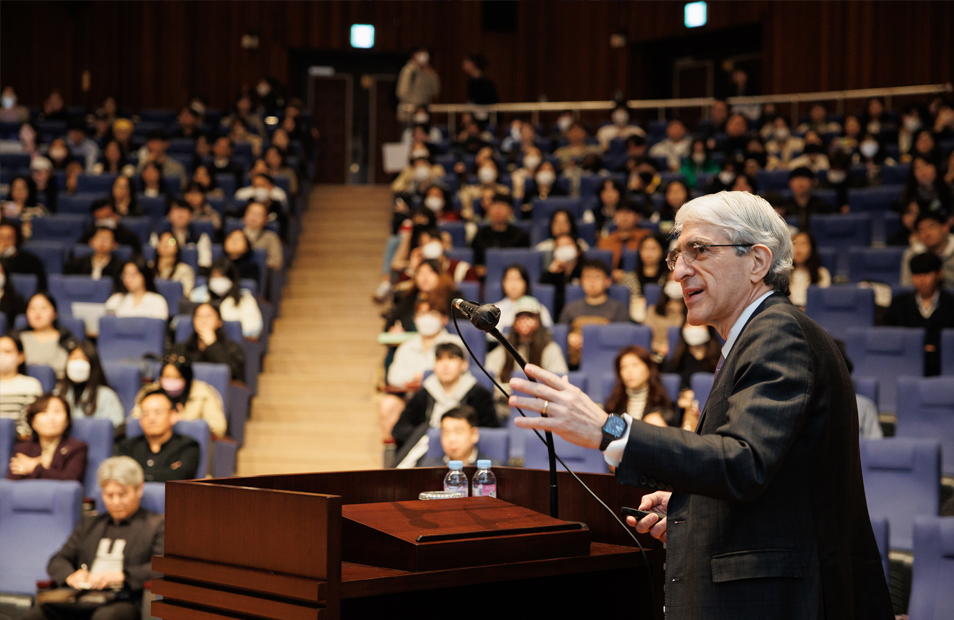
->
[666,243,754,270]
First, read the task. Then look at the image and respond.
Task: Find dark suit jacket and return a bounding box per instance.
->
[6,436,87,482]
[618,293,892,619]
[884,289,954,376]
[63,254,124,284]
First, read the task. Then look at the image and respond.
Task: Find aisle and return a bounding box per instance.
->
[237,185,391,475]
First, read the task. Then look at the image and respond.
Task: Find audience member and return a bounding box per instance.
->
[519,160,566,214]
[78,199,143,250]
[105,258,170,320]
[23,457,163,620]
[797,103,842,136]
[656,180,689,232]
[0,260,27,319]
[885,252,954,376]
[30,157,58,213]
[554,121,600,170]
[679,139,720,190]
[396,47,441,120]
[663,324,721,391]
[190,257,263,339]
[139,160,170,200]
[263,145,300,197]
[130,356,227,438]
[222,92,265,137]
[462,53,498,105]
[169,303,246,382]
[183,182,222,232]
[0,333,43,433]
[209,136,244,188]
[596,104,645,150]
[242,201,283,271]
[535,208,589,254]
[457,160,509,221]
[108,174,141,216]
[901,210,954,288]
[788,231,831,309]
[788,130,830,173]
[410,406,501,468]
[763,116,804,168]
[626,157,662,196]
[222,228,261,284]
[118,389,200,481]
[539,234,585,317]
[2,175,48,238]
[783,167,835,231]
[559,259,629,368]
[649,119,692,171]
[192,164,223,198]
[598,200,651,275]
[55,341,124,427]
[136,129,187,190]
[486,296,568,383]
[591,178,625,233]
[0,86,30,123]
[161,199,213,268]
[643,279,686,357]
[604,345,674,427]
[901,155,954,215]
[235,172,288,235]
[493,265,555,335]
[20,292,77,378]
[46,137,76,172]
[65,118,99,172]
[151,231,196,296]
[7,395,87,481]
[64,226,123,283]
[470,192,530,276]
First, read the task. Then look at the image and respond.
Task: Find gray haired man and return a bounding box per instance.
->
[510,192,893,619]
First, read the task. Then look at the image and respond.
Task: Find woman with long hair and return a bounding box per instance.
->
[109,174,141,217]
[788,231,831,309]
[190,256,263,339]
[151,231,196,296]
[55,341,124,427]
[604,345,674,427]
[20,292,78,378]
[130,354,227,437]
[169,302,246,382]
[484,296,567,386]
[105,257,169,320]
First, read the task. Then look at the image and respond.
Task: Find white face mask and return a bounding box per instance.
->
[553,244,578,263]
[95,218,117,229]
[860,140,879,159]
[49,147,68,161]
[536,170,556,187]
[66,359,91,383]
[557,116,572,133]
[775,127,790,141]
[682,325,711,347]
[256,83,271,97]
[1,247,15,258]
[415,52,429,65]
[254,187,271,202]
[903,117,921,132]
[209,276,233,296]
[1,96,14,109]
[414,113,429,124]
[510,126,522,141]
[421,240,444,260]
[691,152,706,165]
[826,170,847,184]
[612,110,630,127]
[411,149,430,160]
[718,171,736,185]
[415,313,442,337]
[664,280,683,300]
[424,196,444,212]
[478,167,497,184]
[523,154,541,171]
[414,166,431,182]
[0,352,19,374]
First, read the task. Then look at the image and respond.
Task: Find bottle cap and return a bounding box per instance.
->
[476,459,492,469]
[448,460,463,470]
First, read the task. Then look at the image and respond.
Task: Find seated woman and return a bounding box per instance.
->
[105,257,170,320]
[93,138,137,178]
[0,260,27,319]
[139,160,171,200]
[385,259,459,333]
[192,163,224,198]
[183,181,223,233]
[6,394,87,481]
[493,264,554,338]
[519,160,566,218]
[222,229,261,285]
[24,457,162,620]
[20,292,78,378]
[663,323,720,392]
[55,341,125,427]
[130,354,227,438]
[108,173,141,217]
[170,302,246,382]
[190,257,263,339]
[0,332,44,435]
[2,175,49,238]
[534,208,590,254]
[151,231,196,296]
[592,178,625,234]
[788,231,831,310]
[603,345,674,427]
[655,179,689,234]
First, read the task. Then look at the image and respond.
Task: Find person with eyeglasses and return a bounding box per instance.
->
[507,191,893,619]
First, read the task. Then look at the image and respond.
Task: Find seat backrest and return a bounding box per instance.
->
[456,281,479,306]
[70,418,115,496]
[531,197,583,227]
[173,316,243,344]
[48,274,114,309]
[564,284,631,309]
[100,362,141,415]
[845,327,925,412]
[690,372,715,411]
[908,516,954,620]
[97,317,167,365]
[550,324,568,359]
[896,377,954,476]
[868,515,890,582]
[424,427,510,465]
[21,240,67,276]
[26,364,57,393]
[847,247,905,285]
[154,279,184,317]
[125,418,209,478]
[942,329,954,376]
[0,479,84,595]
[809,213,872,248]
[193,362,230,413]
[852,376,879,404]
[521,428,608,474]
[847,185,903,213]
[805,285,875,335]
[76,173,117,194]
[859,438,940,550]
[451,321,486,366]
[484,249,543,288]
[0,418,15,477]
[10,273,38,300]
[579,324,652,402]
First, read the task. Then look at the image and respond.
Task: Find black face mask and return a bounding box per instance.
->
[804,143,824,155]
[638,171,655,185]
[746,152,767,167]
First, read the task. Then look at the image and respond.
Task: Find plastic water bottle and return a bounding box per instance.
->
[443,460,469,497]
[471,459,497,498]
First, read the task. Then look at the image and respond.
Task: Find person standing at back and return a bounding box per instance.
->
[397,47,441,122]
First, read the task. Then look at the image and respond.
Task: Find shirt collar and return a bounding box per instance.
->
[721,290,774,360]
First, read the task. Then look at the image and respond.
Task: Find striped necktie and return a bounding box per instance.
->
[714,353,726,379]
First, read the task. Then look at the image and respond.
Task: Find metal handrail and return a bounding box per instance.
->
[411,82,952,134]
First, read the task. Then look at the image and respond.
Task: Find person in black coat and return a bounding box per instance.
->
[0,218,48,292]
[470,193,530,278]
[0,259,27,320]
[63,226,124,284]
[169,302,246,382]
[77,199,143,252]
[884,252,954,376]
[409,406,503,469]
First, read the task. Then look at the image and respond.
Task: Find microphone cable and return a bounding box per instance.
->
[451,311,657,612]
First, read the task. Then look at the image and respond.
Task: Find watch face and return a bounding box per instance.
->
[604,415,627,438]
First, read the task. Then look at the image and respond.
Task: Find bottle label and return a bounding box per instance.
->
[472,484,496,498]
[444,484,468,496]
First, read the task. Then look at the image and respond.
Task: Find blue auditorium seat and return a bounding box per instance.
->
[805,286,875,335]
[47,274,113,311]
[690,372,715,411]
[859,438,940,551]
[868,516,890,582]
[908,516,954,619]
[847,186,903,213]
[70,418,115,497]
[521,428,608,474]
[0,418,15,476]
[54,195,100,217]
[845,327,924,413]
[895,377,954,475]
[75,173,117,194]
[155,279,183,316]
[26,365,56,393]
[424,427,509,465]
[97,317,166,365]
[531,197,584,227]
[100,362,141,415]
[10,273,38,299]
[942,329,954,376]
[174,316,243,344]
[484,249,543,287]
[565,284,630,309]
[847,247,905,285]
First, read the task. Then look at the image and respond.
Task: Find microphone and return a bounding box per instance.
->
[452,299,501,333]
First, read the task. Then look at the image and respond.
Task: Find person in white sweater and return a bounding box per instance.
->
[105,258,169,320]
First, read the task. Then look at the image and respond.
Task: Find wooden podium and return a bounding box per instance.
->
[150,467,665,619]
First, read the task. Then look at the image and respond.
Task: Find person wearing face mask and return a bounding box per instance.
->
[604,345,674,428]
[643,278,687,357]
[597,104,645,151]
[234,172,289,215]
[763,117,803,168]
[190,257,264,339]
[421,186,458,223]
[539,234,586,317]
[45,138,76,171]
[679,139,720,190]
[554,121,600,171]
[0,86,29,123]
[7,395,87,481]
[390,153,447,195]
[55,341,124,427]
[626,157,662,196]
[0,333,43,431]
[519,161,566,216]
[30,156,58,213]
[649,120,693,172]
[510,146,545,202]
[818,150,859,212]
[381,302,465,438]
[457,160,509,223]
[119,390,200,481]
[663,322,721,395]
[400,107,444,145]
[396,46,441,121]
[130,356,226,438]
[898,104,928,159]
[787,130,830,173]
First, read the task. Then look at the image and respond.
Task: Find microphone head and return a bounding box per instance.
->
[472,303,501,332]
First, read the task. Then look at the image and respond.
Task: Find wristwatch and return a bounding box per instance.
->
[600,413,628,451]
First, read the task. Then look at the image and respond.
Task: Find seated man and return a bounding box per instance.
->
[160,199,212,269]
[64,226,123,282]
[242,201,283,271]
[782,166,835,230]
[885,252,954,376]
[115,390,200,482]
[597,200,651,275]
[209,136,245,188]
[901,210,954,288]
[470,192,530,278]
[391,342,497,450]
[379,302,465,438]
[648,119,692,171]
[400,406,503,468]
[135,129,187,190]
[24,457,163,620]
[78,199,142,251]
[234,172,289,238]
[0,217,48,290]
[559,259,630,368]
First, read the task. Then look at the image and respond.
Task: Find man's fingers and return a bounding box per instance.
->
[626,516,637,527]
[513,414,559,433]
[633,513,660,534]
[523,364,570,391]
[650,517,668,540]
[509,377,569,406]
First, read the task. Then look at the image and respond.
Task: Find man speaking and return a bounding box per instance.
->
[509,192,893,618]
